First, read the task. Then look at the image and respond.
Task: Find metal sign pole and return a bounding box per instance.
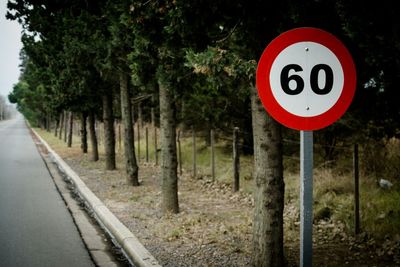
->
[300,130,313,267]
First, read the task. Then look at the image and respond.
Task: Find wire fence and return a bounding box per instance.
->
[50,114,400,237]
[57,117,360,181]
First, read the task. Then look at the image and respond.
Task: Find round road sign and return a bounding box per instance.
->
[256,27,356,130]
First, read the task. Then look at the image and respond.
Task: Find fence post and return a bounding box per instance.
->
[64,110,68,143]
[98,122,102,146]
[177,130,182,175]
[67,112,73,147]
[354,144,360,235]
[233,127,240,192]
[211,129,215,182]
[58,112,63,140]
[137,120,140,163]
[154,127,158,165]
[192,127,197,178]
[145,127,149,162]
[151,94,155,128]
[118,121,122,153]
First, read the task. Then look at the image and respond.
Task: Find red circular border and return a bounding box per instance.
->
[256,27,356,130]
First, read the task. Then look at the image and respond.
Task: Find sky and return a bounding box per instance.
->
[0,0,22,102]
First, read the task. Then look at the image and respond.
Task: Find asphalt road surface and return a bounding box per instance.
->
[0,115,94,267]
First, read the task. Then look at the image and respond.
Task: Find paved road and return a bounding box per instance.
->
[0,115,94,267]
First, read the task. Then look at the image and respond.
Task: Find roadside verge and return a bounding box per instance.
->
[31,128,162,267]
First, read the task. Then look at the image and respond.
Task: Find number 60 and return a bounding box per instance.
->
[280,64,334,95]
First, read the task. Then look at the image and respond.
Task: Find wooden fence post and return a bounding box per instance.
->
[145,127,149,162]
[192,127,197,178]
[58,112,63,140]
[118,121,122,153]
[233,127,240,192]
[211,129,215,182]
[64,110,68,143]
[97,122,102,146]
[177,130,182,175]
[137,120,141,163]
[154,127,158,165]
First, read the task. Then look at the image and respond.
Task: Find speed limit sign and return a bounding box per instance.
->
[256,27,356,130]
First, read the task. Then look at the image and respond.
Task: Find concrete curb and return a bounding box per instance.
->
[31,128,162,267]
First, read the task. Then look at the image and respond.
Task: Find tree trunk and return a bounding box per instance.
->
[54,117,59,137]
[251,84,285,267]
[80,111,88,153]
[159,79,179,214]
[151,94,156,128]
[64,110,68,143]
[103,93,116,170]
[67,112,73,148]
[88,110,99,161]
[120,72,139,186]
[59,112,64,140]
[46,113,51,132]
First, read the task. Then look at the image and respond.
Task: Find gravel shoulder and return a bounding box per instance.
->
[39,131,399,267]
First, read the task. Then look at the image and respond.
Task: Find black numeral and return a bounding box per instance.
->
[310,64,333,95]
[280,64,334,95]
[280,64,304,95]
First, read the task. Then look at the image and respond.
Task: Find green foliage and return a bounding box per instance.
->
[6,0,400,163]
[8,78,45,125]
[185,47,256,83]
[336,0,400,139]
[182,47,255,132]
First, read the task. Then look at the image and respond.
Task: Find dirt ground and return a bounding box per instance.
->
[37,134,399,267]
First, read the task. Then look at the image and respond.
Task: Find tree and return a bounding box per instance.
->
[128,0,180,213]
[251,87,284,266]
[0,96,6,120]
[103,0,139,185]
[336,0,400,139]
[7,0,108,164]
[128,0,223,214]
[182,1,289,265]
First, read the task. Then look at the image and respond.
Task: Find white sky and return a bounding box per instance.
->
[0,0,22,102]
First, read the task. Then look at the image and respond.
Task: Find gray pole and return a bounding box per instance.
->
[300,130,313,267]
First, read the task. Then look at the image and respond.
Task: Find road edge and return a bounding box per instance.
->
[31,127,162,267]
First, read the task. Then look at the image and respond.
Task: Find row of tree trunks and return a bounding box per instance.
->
[50,84,283,266]
[76,109,99,161]
[55,108,99,164]
[154,80,284,266]
[53,87,134,176]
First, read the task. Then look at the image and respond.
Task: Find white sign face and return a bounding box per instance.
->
[269,41,344,117]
